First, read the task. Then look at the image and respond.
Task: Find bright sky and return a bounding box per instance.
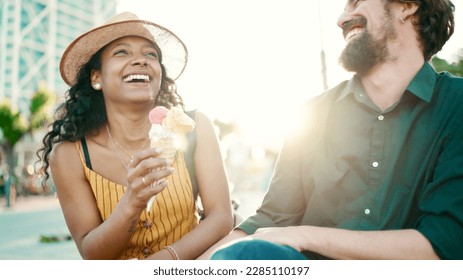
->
[117,0,462,151]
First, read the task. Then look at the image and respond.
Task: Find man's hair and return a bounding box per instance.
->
[392,0,455,60]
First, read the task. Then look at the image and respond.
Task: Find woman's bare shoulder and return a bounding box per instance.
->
[50,141,79,161]
[49,140,83,175]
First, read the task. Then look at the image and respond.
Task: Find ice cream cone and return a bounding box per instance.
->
[146,106,195,212]
[151,136,177,159]
[146,129,178,212]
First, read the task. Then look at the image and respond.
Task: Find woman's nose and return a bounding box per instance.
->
[131,56,149,66]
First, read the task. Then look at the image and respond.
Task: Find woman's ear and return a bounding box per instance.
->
[90,70,102,90]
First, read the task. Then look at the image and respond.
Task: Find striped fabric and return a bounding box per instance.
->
[75,142,199,259]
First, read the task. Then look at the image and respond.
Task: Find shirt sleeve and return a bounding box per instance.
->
[237,96,330,234]
[415,117,463,259]
[237,133,307,234]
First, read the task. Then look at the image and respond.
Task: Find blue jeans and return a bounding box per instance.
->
[210,239,308,260]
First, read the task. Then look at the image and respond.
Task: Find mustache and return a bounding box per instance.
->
[342,17,367,37]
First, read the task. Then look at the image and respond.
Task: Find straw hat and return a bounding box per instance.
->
[59,12,188,86]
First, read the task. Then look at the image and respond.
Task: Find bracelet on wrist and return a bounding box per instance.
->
[164,245,180,260]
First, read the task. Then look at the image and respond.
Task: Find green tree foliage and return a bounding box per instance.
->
[0,86,53,168]
[432,49,463,77]
[0,101,27,149]
[0,87,53,149]
[0,86,54,204]
[29,86,54,131]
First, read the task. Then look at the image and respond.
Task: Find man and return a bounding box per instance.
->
[200,0,462,259]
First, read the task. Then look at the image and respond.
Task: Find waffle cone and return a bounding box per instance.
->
[151,136,177,159]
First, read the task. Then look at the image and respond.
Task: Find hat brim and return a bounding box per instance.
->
[60,19,188,86]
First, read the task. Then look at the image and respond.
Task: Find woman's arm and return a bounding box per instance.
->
[50,141,172,259]
[148,111,234,259]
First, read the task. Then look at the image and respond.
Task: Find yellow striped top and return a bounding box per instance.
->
[76,142,199,259]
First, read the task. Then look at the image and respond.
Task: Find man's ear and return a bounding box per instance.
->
[400,1,420,20]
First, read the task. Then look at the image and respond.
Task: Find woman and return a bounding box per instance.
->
[37,12,233,259]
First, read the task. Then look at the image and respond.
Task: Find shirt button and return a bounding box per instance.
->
[364,209,371,215]
[143,221,152,229]
[372,162,379,168]
[378,115,384,121]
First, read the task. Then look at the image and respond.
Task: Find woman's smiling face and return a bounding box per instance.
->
[93,36,163,103]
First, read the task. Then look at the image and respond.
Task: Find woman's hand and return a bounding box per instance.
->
[124,148,174,211]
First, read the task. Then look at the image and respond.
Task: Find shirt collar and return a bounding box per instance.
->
[336,75,362,103]
[405,62,436,103]
[335,62,436,103]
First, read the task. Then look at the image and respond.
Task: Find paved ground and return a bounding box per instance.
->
[0,189,265,260]
[0,195,81,260]
[0,194,62,214]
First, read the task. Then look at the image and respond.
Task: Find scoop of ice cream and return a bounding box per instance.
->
[148,106,195,153]
[162,107,195,134]
[148,123,172,142]
[149,106,169,124]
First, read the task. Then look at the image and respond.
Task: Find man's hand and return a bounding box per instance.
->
[252,226,305,251]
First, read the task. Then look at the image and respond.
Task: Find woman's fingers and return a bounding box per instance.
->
[142,167,174,186]
[123,148,176,211]
[127,148,174,183]
[129,148,173,169]
[146,178,169,196]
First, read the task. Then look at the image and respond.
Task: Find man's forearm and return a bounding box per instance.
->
[301,226,439,260]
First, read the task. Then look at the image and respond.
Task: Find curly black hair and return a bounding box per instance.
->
[392,0,455,60]
[36,47,185,186]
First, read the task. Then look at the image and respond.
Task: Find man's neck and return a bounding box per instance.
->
[358,51,425,111]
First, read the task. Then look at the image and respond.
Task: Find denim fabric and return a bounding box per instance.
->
[210,239,307,260]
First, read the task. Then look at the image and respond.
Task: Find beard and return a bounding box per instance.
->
[339,16,396,74]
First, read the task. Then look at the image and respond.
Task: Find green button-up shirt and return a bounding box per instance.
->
[238,62,463,259]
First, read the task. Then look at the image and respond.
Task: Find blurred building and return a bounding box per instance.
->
[0,0,117,113]
[0,0,117,196]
